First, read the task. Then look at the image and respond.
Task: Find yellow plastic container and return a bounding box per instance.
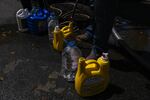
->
[52,22,73,51]
[53,26,64,51]
[75,53,110,97]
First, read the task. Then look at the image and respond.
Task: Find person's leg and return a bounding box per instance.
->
[86,0,116,59]
[94,0,116,52]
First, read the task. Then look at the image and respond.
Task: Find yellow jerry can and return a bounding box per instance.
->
[75,53,110,97]
[53,26,64,51]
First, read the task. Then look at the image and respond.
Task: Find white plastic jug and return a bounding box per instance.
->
[16,8,30,32]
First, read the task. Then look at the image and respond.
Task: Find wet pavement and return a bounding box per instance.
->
[0,0,150,100]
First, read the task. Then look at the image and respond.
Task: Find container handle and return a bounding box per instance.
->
[16,9,24,16]
[85,60,100,74]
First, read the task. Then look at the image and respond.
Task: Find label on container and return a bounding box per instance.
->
[82,77,105,93]
[83,77,104,86]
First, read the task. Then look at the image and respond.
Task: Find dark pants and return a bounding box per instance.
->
[94,0,150,51]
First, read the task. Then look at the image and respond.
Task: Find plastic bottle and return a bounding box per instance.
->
[61,41,82,82]
[16,8,30,32]
[48,13,59,40]
[75,52,110,97]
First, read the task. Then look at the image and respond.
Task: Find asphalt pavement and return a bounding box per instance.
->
[0,0,150,100]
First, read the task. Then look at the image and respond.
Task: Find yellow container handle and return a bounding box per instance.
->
[61,21,73,38]
[85,60,101,75]
[91,68,101,76]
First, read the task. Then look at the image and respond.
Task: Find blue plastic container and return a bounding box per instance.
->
[27,8,50,35]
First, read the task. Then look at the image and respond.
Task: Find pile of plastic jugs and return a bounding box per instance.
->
[75,53,110,97]
[15,0,110,97]
[16,0,50,35]
[51,19,110,97]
